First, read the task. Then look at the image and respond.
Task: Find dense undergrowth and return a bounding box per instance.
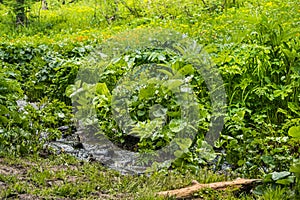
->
[0,0,300,199]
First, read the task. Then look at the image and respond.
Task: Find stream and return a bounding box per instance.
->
[17,100,231,175]
[48,128,148,174]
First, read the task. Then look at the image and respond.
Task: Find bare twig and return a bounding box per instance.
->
[157,178,261,199]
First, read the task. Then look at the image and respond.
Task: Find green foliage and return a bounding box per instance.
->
[0,41,78,155]
[0,2,299,199]
[0,97,73,155]
[0,155,254,199]
[0,67,23,127]
[214,13,300,176]
[288,128,300,198]
[0,66,31,155]
[0,41,92,102]
[68,46,213,168]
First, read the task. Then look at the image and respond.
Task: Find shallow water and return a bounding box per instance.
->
[49,130,147,174]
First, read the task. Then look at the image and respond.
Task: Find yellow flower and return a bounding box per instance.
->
[265,2,273,6]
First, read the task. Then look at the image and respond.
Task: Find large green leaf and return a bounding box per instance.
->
[288,126,300,139]
[290,161,300,174]
[138,85,155,100]
[95,82,111,98]
[175,64,194,77]
[271,171,291,181]
[169,119,184,133]
[275,176,295,185]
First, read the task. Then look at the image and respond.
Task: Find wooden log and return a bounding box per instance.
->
[157,178,261,198]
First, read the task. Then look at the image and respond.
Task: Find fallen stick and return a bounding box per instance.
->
[157,178,261,198]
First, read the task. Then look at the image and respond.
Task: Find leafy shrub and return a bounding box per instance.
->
[97,51,210,148]
[215,16,300,176]
[0,65,38,155]
[67,41,219,169]
[0,42,93,103]
[0,41,79,155]
[0,66,23,129]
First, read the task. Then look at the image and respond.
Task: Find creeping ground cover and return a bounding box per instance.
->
[0,0,300,199]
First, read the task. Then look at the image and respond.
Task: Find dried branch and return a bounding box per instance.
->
[157,178,261,199]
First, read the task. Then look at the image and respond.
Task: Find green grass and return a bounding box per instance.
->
[0,153,283,199]
[0,0,300,199]
[0,153,297,199]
